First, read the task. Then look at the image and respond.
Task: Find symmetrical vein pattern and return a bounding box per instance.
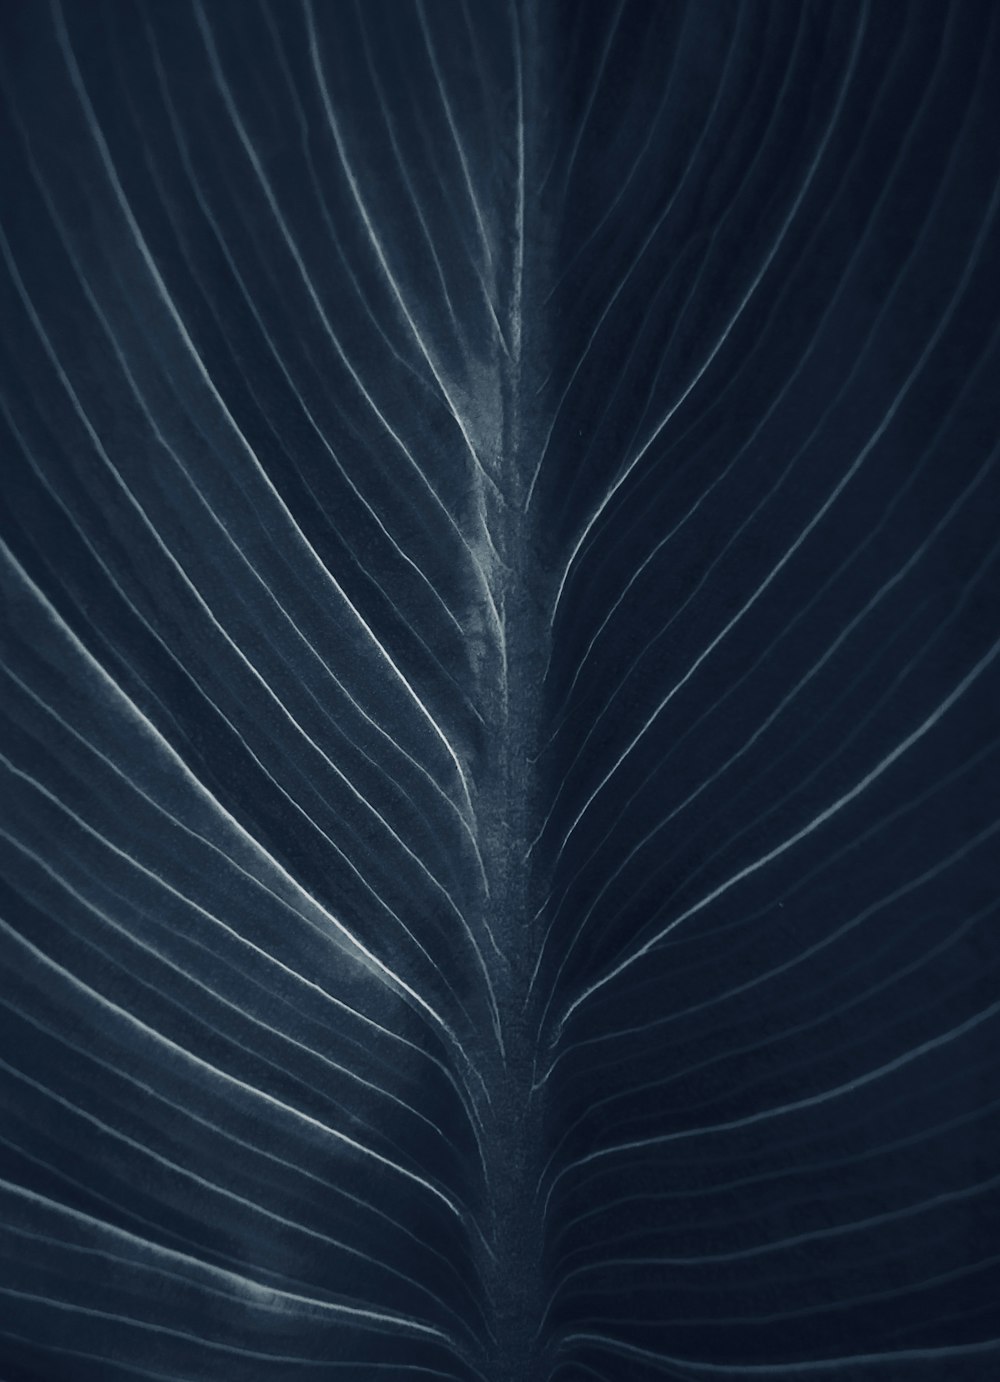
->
[1,1,998,1379]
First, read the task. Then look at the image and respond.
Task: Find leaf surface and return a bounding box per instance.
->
[1,2,998,1379]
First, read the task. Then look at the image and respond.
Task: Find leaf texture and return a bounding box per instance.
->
[0,1,998,1379]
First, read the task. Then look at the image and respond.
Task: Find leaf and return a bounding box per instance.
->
[1,1,998,1379]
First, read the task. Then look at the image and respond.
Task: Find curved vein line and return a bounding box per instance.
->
[562,1331,1000,1375]
[552,161,999,861]
[0,809,456,1153]
[0,221,484,1001]
[541,443,996,991]
[0,916,464,1220]
[558,629,1000,1029]
[0,540,464,1047]
[299,0,499,503]
[0,1182,449,1337]
[414,0,495,274]
[144,12,466,640]
[552,999,1000,1190]
[49,0,476,822]
[548,4,870,626]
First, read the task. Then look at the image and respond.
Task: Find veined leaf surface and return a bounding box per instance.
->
[1,2,998,1378]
